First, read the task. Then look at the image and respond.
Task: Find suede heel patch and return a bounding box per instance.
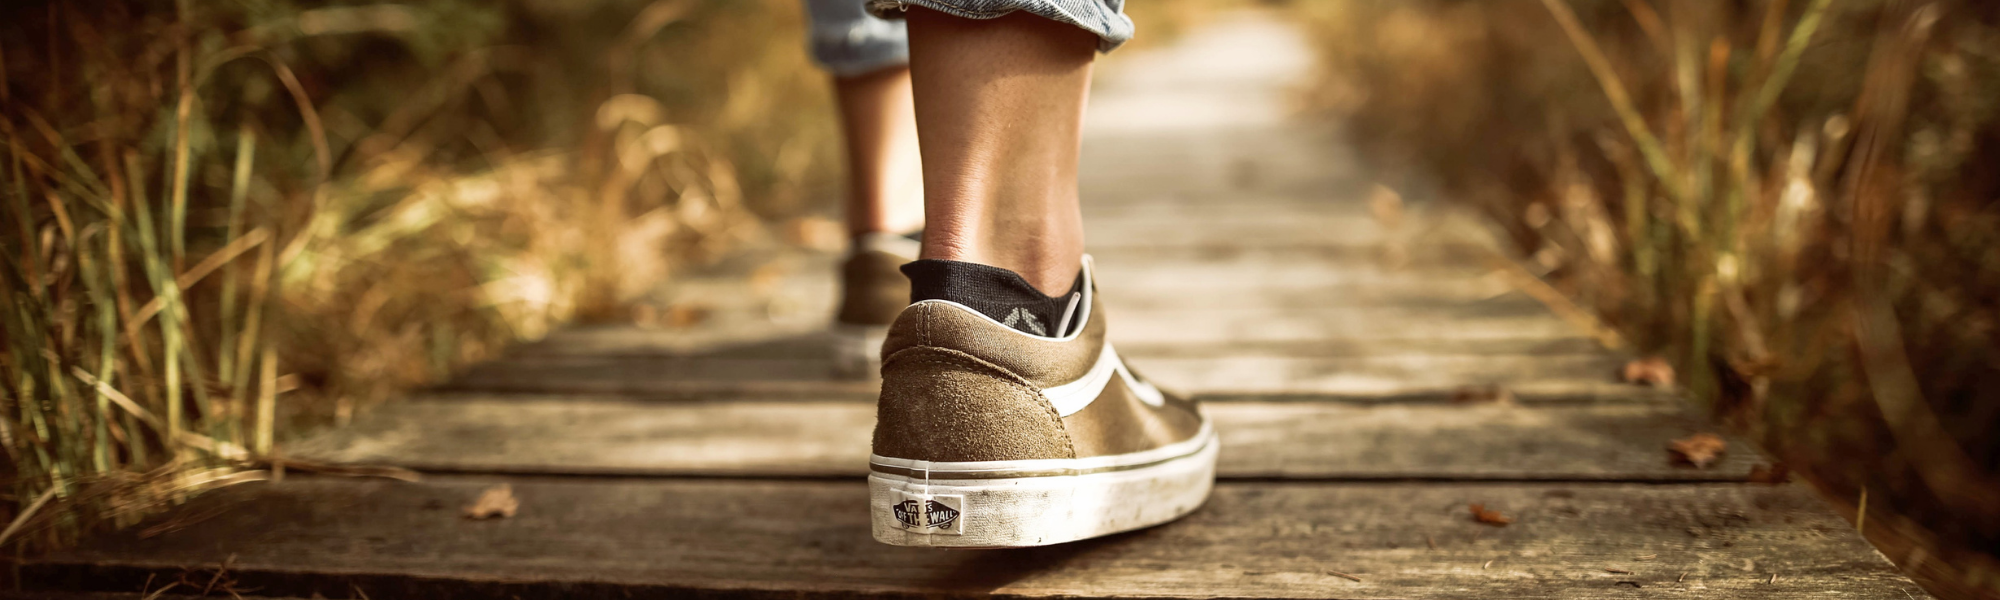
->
[873,346,1076,462]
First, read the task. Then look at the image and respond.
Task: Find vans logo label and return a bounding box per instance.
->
[888,493,964,535]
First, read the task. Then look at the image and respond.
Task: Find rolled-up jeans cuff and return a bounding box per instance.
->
[867,0,1134,53]
[808,0,911,76]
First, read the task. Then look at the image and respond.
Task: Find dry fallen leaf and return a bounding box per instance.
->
[632,304,661,329]
[1523,202,1552,229]
[746,261,794,296]
[1369,184,1405,230]
[1469,503,1513,526]
[664,303,710,329]
[1622,356,1676,387]
[1669,433,1728,469]
[464,484,519,519]
[1378,242,1410,271]
[1452,384,1515,404]
[1747,463,1791,484]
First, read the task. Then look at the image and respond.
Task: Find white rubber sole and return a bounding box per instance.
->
[868,426,1218,548]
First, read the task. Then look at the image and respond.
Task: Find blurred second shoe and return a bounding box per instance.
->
[832,232,921,378]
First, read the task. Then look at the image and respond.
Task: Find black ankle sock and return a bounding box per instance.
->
[902,259,1084,337]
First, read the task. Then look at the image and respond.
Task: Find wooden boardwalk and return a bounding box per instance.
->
[16,13,1926,600]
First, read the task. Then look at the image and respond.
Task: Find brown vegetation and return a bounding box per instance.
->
[0,0,839,548]
[1299,0,2000,596]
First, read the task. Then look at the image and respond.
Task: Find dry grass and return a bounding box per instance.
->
[1299,1,2000,597]
[1,0,835,548]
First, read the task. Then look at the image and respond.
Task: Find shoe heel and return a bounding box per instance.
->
[868,435,1219,548]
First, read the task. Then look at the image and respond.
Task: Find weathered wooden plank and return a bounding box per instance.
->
[1109,306,1590,346]
[1093,254,1497,293]
[1081,186,1371,212]
[286,398,872,478]
[1086,242,1495,268]
[441,361,880,399]
[609,242,1531,337]
[457,356,837,382]
[1100,276,1556,323]
[1132,354,1648,399]
[1087,212,1500,258]
[1078,123,1364,203]
[1079,136,1358,204]
[1119,337,1613,359]
[1086,212,1393,248]
[509,326,1608,361]
[517,328,836,360]
[0,594,306,600]
[515,270,1565,362]
[444,353,1642,401]
[503,310,1596,365]
[27,478,1925,599]
[1079,194,1492,246]
[1215,401,1763,480]
[286,398,1767,480]
[445,352,1652,401]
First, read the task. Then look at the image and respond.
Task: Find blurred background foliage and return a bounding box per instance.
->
[0,0,842,548]
[1298,0,2000,596]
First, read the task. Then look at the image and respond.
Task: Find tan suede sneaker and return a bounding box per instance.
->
[833,233,920,378]
[868,257,1217,548]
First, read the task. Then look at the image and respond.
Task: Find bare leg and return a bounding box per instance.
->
[833,67,926,238]
[907,8,1096,296]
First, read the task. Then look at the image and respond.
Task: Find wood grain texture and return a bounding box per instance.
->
[285,399,1765,480]
[444,352,1651,402]
[1093,259,1508,300]
[26,478,1925,599]
[443,357,879,399]
[1084,238,1493,265]
[1078,141,1357,207]
[1109,306,1591,345]
[1132,354,1650,400]
[551,299,1626,362]
[503,301,1604,358]
[1086,211,1390,248]
[0,594,308,600]
[513,328,1611,361]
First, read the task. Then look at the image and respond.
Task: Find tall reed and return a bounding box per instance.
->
[1299,1,2000,596]
[1,0,832,548]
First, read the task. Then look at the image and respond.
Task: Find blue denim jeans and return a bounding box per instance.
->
[804,0,1131,76]
[804,0,910,76]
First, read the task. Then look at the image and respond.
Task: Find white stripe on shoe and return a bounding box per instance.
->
[1041,343,1161,416]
